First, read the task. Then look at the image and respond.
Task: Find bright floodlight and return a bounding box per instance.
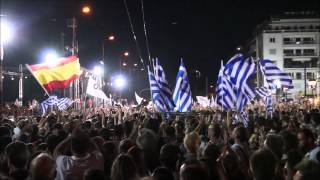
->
[44,51,58,67]
[114,75,126,89]
[0,20,14,44]
[93,66,104,75]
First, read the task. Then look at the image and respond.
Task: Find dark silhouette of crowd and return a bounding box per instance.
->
[0,104,320,180]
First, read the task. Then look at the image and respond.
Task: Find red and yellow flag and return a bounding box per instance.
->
[26,55,81,92]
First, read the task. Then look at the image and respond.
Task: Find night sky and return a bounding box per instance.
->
[1,0,319,102]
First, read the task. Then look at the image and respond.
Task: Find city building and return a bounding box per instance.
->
[247,11,320,97]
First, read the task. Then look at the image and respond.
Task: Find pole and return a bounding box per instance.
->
[0,43,3,106]
[256,37,260,87]
[317,55,320,105]
[304,62,307,96]
[205,76,208,96]
[19,64,23,105]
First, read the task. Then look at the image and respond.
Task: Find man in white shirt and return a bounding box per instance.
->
[54,127,104,180]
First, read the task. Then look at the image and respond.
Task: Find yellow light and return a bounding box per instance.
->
[124,51,129,57]
[82,6,91,15]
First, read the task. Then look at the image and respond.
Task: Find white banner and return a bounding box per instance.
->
[86,74,109,100]
[196,96,210,107]
[135,92,143,105]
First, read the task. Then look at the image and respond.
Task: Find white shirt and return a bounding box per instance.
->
[55,151,104,180]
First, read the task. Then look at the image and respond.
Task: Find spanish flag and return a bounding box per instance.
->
[26,55,81,93]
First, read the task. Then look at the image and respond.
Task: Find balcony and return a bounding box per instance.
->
[283,53,317,57]
[283,40,317,45]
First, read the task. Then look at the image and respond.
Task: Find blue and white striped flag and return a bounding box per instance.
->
[172,60,192,112]
[224,54,256,100]
[255,87,273,117]
[56,98,74,111]
[216,54,256,127]
[148,67,166,112]
[259,59,293,89]
[41,96,58,116]
[154,58,175,111]
[266,95,273,117]
[254,87,270,98]
[216,61,237,110]
[41,96,74,116]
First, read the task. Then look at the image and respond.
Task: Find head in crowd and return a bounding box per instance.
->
[70,127,91,157]
[297,128,316,154]
[159,144,180,171]
[293,159,320,180]
[29,153,56,180]
[264,134,285,160]
[233,126,248,144]
[152,167,174,180]
[5,141,29,171]
[283,150,303,180]
[250,148,277,180]
[111,154,138,180]
[128,146,147,177]
[279,130,298,153]
[183,132,200,155]
[83,169,106,180]
[119,138,135,154]
[203,143,220,160]
[179,163,208,180]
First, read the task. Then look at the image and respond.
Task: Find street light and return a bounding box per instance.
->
[81,5,91,15]
[124,51,129,57]
[113,75,126,89]
[108,35,115,41]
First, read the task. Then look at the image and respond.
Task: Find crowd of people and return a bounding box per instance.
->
[0,100,320,180]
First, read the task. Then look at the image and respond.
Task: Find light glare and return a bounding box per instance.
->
[44,51,58,67]
[0,20,14,44]
[93,66,104,75]
[114,75,126,89]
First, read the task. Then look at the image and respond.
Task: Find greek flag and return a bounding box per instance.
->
[172,60,192,112]
[216,54,256,126]
[148,67,166,112]
[41,96,58,116]
[40,96,74,116]
[216,61,237,110]
[266,95,273,117]
[56,98,74,111]
[259,59,293,89]
[224,54,256,100]
[154,58,175,111]
[254,87,269,98]
[254,87,273,117]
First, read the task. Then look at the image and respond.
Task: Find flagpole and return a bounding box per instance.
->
[25,64,50,96]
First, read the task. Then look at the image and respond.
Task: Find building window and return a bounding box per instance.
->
[307,72,314,79]
[269,38,276,43]
[303,49,315,56]
[296,73,302,80]
[283,49,294,56]
[269,49,276,54]
[287,72,294,78]
[296,49,302,56]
